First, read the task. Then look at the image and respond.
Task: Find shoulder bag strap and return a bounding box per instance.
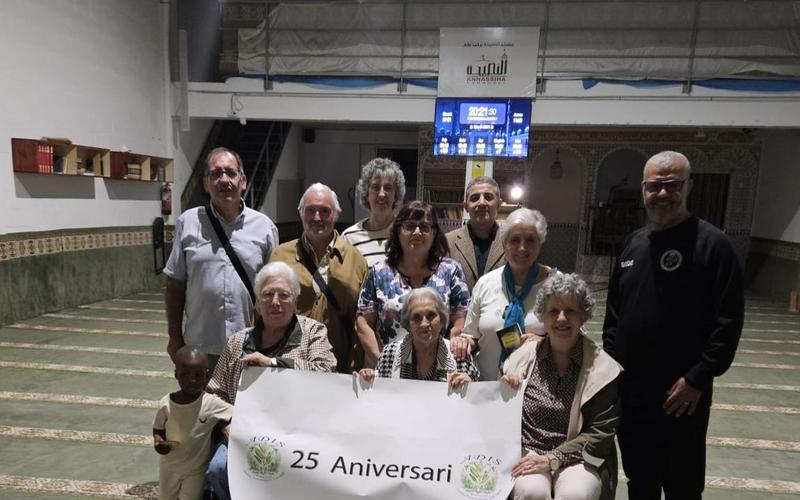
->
[297,242,343,313]
[205,205,256,305]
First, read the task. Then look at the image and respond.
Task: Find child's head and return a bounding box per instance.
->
[174,345,209,396]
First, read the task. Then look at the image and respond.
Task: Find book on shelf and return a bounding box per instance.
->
[126,163,142,180]
[37,145,53,173]
[425,188,464,204]
[434,207,464,220]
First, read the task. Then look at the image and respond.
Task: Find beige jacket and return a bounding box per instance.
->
[270,235,368,373]
[446,224,505,292]
[503,334,623,499]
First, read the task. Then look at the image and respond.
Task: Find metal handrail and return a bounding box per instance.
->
[244,121,277,207]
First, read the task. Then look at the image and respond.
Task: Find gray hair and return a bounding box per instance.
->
[356,158,407,210]
[499,208,548,245]
[646,151,691,175]
[254,261,301,298]
[465,176,500,199]
[205,147,244,176]
[399,288,450,332]
[533,271,595,321]
[297,182,342,219]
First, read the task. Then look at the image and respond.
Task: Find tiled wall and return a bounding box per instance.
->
[0,227,165,325]
[539,223,580,272]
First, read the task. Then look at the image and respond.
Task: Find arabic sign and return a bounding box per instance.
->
[228,368,524,500]
[438,27,540,98]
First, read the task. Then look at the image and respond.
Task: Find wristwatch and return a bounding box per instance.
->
[548,456,561,473]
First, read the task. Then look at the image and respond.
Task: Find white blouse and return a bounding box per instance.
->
[461,265,547,381]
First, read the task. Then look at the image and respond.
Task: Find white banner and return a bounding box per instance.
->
[438,27,540,97]
[229,369,523,500]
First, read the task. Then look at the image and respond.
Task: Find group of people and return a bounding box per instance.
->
[154,147,744,500]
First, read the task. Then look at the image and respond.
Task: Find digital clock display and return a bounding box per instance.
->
[459,103,506,125]
[433,98,532,158]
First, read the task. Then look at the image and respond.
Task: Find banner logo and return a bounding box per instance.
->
[465,50,508,85]
[457,454,501,499]
[246,436,285,481]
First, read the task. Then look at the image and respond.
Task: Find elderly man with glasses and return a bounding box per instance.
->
[164,147,279,372]
[603,151,744,500]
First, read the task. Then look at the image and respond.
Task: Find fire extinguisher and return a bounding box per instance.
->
[161,183,172,215]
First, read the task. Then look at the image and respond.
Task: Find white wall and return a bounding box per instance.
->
[171,118,215,219]
[0,0,170,234]
[187,79,800,128]
[751,131,800,243]
[301,128,418,223]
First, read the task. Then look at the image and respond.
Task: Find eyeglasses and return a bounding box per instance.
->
[410,311,440,324]
[642,179,687,193]
[259,291,293,303]
[207,168,241,180]
[400,221,434,234]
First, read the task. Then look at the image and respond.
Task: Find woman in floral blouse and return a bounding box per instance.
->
[356,201,470,367]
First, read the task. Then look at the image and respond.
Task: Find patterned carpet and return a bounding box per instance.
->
[0,289,798,499]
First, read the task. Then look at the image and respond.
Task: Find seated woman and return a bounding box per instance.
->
[501,272,621,500]
[356,200,470,367]
[206,261,337,500]
[452,208,554,381]
[357,287,478,388]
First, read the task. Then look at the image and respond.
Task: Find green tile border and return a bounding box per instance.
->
[0,227,178,263]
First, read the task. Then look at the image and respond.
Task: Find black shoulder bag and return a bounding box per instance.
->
[205,206,256,306]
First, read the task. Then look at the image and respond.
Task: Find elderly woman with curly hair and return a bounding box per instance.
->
[342,157,406,267]
[356,201,470,367]
[502,272,622,500]
[452,207,555,381]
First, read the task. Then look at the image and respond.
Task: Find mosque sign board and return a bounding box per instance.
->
[438,27,540,98]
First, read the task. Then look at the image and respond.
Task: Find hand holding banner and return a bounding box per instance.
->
[229,369,524,500]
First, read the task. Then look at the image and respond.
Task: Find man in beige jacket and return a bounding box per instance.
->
[270,183,368,373]
[446,176,506,291]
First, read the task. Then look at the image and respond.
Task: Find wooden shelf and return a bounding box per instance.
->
[12,137,173,183]
[75,145,106,176]
[11,138,90,176]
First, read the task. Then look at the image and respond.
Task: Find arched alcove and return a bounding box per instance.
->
[528,147,586,271]
[585,149,648,259]
[594,149,647,207]
[528,147,584,223]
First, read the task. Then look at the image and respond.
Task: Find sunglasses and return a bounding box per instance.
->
[642,179,687,193]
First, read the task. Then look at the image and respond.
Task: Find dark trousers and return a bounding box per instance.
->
[618,396,711,500]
